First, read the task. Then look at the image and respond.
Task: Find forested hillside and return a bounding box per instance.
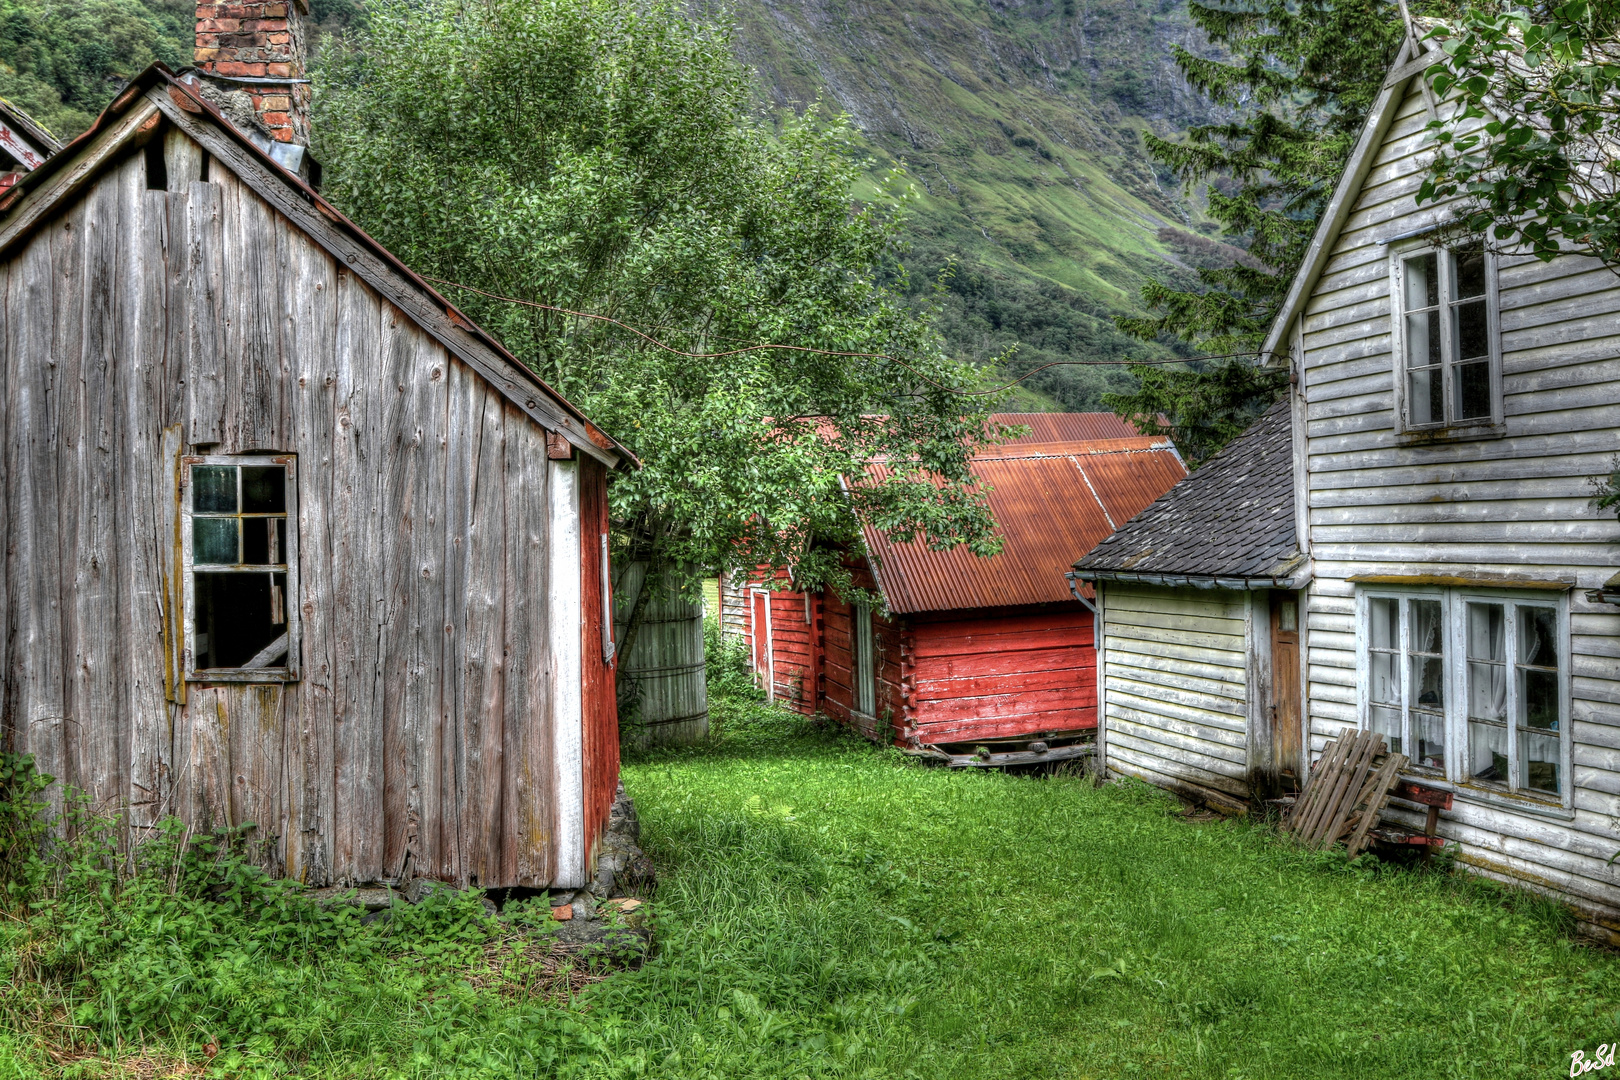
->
[0,0,1231,410]
[723,0,1242,408]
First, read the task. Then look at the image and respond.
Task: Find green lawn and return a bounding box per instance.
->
[608,695,1620,1079]
[3,688,1617,1078]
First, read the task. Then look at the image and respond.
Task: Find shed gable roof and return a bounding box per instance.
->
[864,427,1187,614]
[0,63,629,468]
[1072,400,1300,584]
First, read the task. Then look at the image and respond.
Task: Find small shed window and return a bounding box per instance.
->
[182,456,299,681]
[853,601,876,718]
[1390,241,1502,432]
[1356,588,1569,806]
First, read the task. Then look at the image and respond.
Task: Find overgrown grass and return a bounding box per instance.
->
[3,680,1618,1077]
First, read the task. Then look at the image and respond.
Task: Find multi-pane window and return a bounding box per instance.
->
[1366,596,1447,771]
[183,457,299,680]
[1395,242,1499,430]
[1464,601,1563,796]
[1359,589,1568,803]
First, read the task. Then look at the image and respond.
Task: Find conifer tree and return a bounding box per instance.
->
[1107,0,1407,462]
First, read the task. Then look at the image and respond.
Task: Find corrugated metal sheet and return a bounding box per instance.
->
[865,437,1187,614]
[992,413,1145,443]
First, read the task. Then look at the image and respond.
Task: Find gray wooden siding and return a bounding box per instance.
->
[1101,584,1251,802]
[0,135,573,889]
[1298,81,1620,923]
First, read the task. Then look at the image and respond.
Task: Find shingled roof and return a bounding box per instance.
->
[1071,399,1303,586]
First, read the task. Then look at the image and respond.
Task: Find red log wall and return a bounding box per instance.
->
[905,605,1096,746]
[579,456,620,864]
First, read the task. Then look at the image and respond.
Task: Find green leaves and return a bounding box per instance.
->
[1117,0,1404,458]
[1420,2,1620,270]
[313,0,999,604]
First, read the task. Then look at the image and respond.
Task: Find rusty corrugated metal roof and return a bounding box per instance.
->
[864,436,1186,614]
[991,413,1145,443]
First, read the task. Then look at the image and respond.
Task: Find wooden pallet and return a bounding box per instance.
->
[1285,730,1409,856]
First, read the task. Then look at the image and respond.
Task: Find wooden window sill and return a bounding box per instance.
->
[1406,776,1574,820]
[1396,423,1507,446]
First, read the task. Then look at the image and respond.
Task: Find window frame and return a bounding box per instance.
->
[181,454,301,683]
[852,600,876,720]
[1355,586,1571,810]
[1388,238,1504,436]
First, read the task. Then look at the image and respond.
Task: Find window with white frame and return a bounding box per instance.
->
[1358,588,1569,803]
[1392,241,1501,431]
[852,600,876,718]
[182,457,299,680]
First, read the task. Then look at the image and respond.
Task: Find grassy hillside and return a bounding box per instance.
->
[726,0,1241,409]
[0,0,1231,412]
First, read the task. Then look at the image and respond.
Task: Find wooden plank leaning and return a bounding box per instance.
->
[1311,732,1382,848]
[1295,731,1358,844]
[1290,731,1350,840]
[1345,751,1409,857]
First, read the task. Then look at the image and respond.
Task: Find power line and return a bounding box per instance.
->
[421,275,1279,397]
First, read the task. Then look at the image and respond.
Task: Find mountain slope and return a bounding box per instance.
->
[725,0,1234,407]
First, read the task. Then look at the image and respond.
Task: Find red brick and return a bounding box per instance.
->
[258,94,291,110]
[215,60,267,76]
[551,904,573,921]
[194,47,220,62]
[264,3,288,15]
[266,63,292,77]
[266,32,290,44]
[260,110,291,126]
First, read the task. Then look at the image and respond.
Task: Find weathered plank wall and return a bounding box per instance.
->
[717,571,748,642]
[1099,584,1251,803]
[820,583,905,743]
[0,129,595,889]
[1298,80,1620,923]
[906,605,1096,747]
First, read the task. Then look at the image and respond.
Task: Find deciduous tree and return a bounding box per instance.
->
[312,0,1003,658]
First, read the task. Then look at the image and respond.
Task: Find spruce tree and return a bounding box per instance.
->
[1107,0,1408,462]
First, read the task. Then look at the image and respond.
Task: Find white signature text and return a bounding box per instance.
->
[1572,1044,1618,1077]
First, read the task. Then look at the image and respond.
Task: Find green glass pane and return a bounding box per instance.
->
[192,465,236,513]
[193,517,239,565]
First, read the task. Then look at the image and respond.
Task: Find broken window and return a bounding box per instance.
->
[183,456,299,680]
[1358,588,1568,805]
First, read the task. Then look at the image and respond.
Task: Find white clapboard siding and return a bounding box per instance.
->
[1295,74,1620,929]
[1101,584,1251,803]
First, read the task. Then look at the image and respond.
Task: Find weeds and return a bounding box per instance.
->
[6,668,1620,1078]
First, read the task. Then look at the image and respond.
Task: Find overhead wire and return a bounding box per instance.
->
[420,275,1280,397]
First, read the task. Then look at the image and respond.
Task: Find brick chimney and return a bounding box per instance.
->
[194,0,310,145]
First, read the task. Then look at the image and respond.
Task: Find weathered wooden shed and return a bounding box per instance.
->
[0,64,631,891]
[1072,402,1308,809]
[1258,32,1620,935]
[723,415,1186,759]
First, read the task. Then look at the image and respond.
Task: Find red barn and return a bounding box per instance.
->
[721,415,1185,762]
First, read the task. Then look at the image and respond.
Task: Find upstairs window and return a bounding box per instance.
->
[182,457,299,681]
[1392,241,1501,432]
